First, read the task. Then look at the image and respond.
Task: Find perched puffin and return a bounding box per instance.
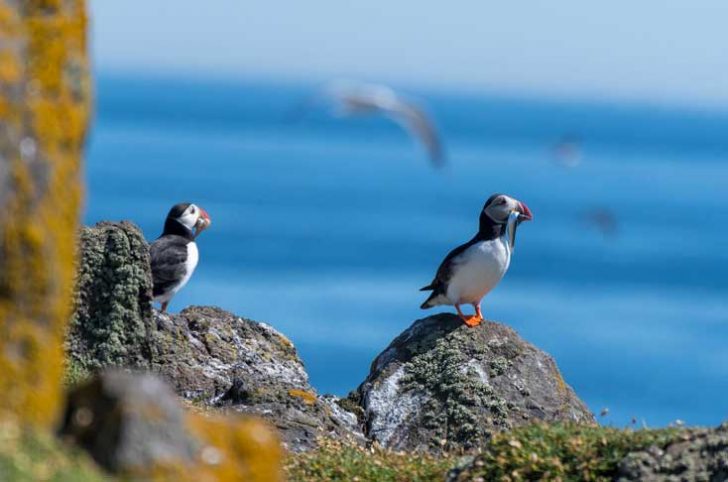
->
[420,194,533,327]
[150,203,211,312]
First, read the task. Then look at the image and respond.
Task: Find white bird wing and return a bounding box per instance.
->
[290,80,446,167]
[381,98,445,168]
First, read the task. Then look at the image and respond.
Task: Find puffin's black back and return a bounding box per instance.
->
[162,202,193,239]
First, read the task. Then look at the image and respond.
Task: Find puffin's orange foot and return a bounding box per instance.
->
[461,315,483,327]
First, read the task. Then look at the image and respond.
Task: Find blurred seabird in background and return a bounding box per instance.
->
[581,207,618,238]
[292,80,446,168]
[552,134,583,168]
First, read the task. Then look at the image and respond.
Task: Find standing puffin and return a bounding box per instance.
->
[150,202,212,312]
[420,194,533,327]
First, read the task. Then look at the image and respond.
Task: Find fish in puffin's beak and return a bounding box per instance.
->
[517,202,533,222]
[194,208,212,238]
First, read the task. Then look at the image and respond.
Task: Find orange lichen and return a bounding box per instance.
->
[186,414,283,482]
[288,389,318,406]
[122,413,283,482]
[0,0,91,429]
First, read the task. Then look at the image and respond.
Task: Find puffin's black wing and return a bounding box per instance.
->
[150,235,189,297]
[419,235,479,308]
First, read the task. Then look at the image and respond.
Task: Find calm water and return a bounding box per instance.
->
[85,74,728,427]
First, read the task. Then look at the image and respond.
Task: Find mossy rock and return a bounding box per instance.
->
[355,314,594,453]
[67,221,154,372]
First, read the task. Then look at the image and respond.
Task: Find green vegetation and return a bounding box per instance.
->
[0,421,106,482]
[286,424,685,482]
[285,438,458,481]
[450,423,682,482]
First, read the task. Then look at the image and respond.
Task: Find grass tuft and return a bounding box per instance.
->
[285,438,458,482]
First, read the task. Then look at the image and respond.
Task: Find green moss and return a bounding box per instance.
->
[399,329,509,450]
[286,438,456,482]
[449,423,682,482]
[0,422,107,482]
[66,222,154,373]
[62,359,91,388]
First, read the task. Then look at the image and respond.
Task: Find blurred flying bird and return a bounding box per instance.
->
[150,202,212,312]
[552,135,583,168]
[581,207,618,238]
[420,194,533,327]
[292,80,445,167]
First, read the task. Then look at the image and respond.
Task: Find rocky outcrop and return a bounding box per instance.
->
[59,370,282,481]
[70,221,598,454]
[354,313,594,452]
[617,423,728,481]
[69,221,361,451]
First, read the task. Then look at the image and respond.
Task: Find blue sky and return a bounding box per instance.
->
[90,1,728,106]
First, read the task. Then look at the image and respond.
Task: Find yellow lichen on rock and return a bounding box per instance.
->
[124,413,284,482]
[288,388,317,406]
[186,414,283,482]
[0,0,90,429]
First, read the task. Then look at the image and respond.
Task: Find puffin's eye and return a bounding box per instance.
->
[190,207,196,214]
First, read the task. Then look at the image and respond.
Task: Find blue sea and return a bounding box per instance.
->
[85,74,728,428]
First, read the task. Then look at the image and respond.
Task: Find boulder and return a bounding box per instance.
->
[354,313,594,452]
[59,370,282,481]
[617,423,728,481]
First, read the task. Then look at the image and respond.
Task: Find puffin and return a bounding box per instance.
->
[420,194,533,327]
[150,202,212,312]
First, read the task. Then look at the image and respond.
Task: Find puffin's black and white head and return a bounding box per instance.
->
[162,202,212,239]
[481,193,533,226]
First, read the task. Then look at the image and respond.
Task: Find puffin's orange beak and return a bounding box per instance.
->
[195,208,212,236]
[518,202,533,221]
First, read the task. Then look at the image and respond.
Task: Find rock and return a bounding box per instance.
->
[67,221,154,372]
[59,370,282,481]
[354,313,594,452]
[68,220,363,450]
[151,306,363,451]
[0,0,92,430]
[59,370,197,471]
[617,423,728,481]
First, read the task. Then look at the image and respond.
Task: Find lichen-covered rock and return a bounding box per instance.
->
[69,221,362,450]
[0,0,91,429]
[354,313,594,452]
[617,423,728,481]
[59,370,283,481]
[152,306,363,452]
[67,221,154,372]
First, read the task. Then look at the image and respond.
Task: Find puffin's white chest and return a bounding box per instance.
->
[176,242,199,293]
[446,237,511,304]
